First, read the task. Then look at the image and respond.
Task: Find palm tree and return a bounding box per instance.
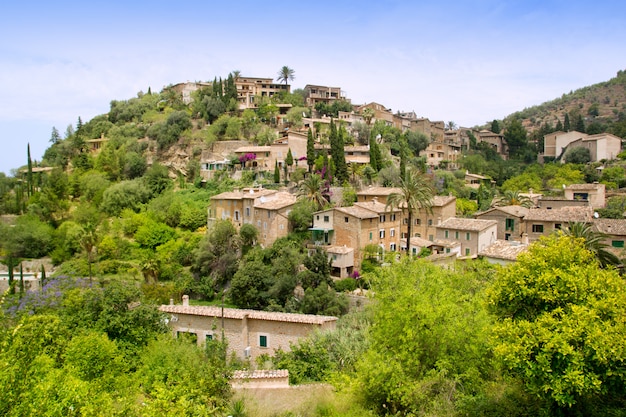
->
[493,190,533,208]
[297,173,328,211]
[386,168,435,256]
[561,222,621,269]
[276,66,295,85]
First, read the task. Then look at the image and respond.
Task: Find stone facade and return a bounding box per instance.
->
[435,218,498,257]
[160,300,337,361]
[475,206,529,241]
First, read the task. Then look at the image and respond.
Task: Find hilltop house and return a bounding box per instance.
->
[522,206,593,242]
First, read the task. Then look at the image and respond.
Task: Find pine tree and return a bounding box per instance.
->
[50,127,61,144]
[307,128,315,173]
[564,113,571,132]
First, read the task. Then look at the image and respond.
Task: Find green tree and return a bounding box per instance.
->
[561,222,620,268]
[493,190,533,208]
[355,259,495,415]
[564,146,591,164]
[276,65,295,85]
[329,119,348,183]
[504,118,529,160]
[491,119,501,134]
[297,173,328,210]
[564,113,571,131]
[487,235,626,411]
[385,168,434,255]
[274,160,280,183]
[306,128,315,172]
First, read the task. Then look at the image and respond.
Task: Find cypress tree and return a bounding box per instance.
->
[576,115,585,133]
[274,160,280,183]
[286,148,293,167]
[555,119,563,131]
[564,113,571,132]
[307,128,315,172]
[27,143,33,197]
[329,120,348,183]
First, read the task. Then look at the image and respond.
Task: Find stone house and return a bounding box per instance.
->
[464,171,494,189]
[522,206,593,242]
[303,84,345,107]
[562,133,622,162]
[435,218,498,258]
[420,139,461,170]
[208,188,296,247]
[160,297,337,361]
[233,131,310,173]
[476,130,508,159]
[310,199,402,272]
[563,183,606,208]
[542,130,587,160]
[235,76,290,109]
[475,205,529,241]
[356,188,456,242]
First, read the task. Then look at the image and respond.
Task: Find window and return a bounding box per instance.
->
[428,234,433,241]
[390,214,396,221]
[390,228,395,237]
[263,222,267,230]
[379,215,386,223]
[532,224,544,233]
[446,248,451,253]
[466,232,471,241]
[390,243,396,251]
[455,231,459,239]
[404,218,408,224]
[259,335,268,348]
[444,230,449,238]
[415,219,421,225]
[369,232,373,241]
[323,215,329,222]
[345,216,349,223]
[465,248,470,256]
[206,334,213,342]
[428,219,433,226]
[235,210,240,221]
[245,207,250,217]
[505,233,511,241]
[555,223,562,230]
[267,211,271,218]
[612,240,625,248]
[316,215,320,220]
[379,229,385,238]
[505,218,514,231]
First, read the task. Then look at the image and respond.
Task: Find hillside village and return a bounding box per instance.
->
[3,69,626,416]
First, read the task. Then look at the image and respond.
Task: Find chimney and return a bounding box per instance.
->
[182,295,189,306]
[169,298,174,306]
[373,197,378,204]
[521,233,529,245]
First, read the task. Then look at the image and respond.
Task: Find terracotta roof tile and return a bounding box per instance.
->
[524,206,593,222]
[159,305,338,325]
[479,240,529,260]
[438,218,497,231]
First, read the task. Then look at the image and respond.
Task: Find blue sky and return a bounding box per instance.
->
[1,0,625,174]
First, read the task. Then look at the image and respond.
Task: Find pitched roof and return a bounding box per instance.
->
[524,206,593,222]
[479,240,529,261]
[234,146,272,153]
[438,217,497,231]
[593,219,626,236]
[335,205,379,219]
[432,195,456,207]
[160,305,337,325]
[253,192,297,210]
[354,200,399,214]
[478,205,529,218]
[357,186,402,196]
